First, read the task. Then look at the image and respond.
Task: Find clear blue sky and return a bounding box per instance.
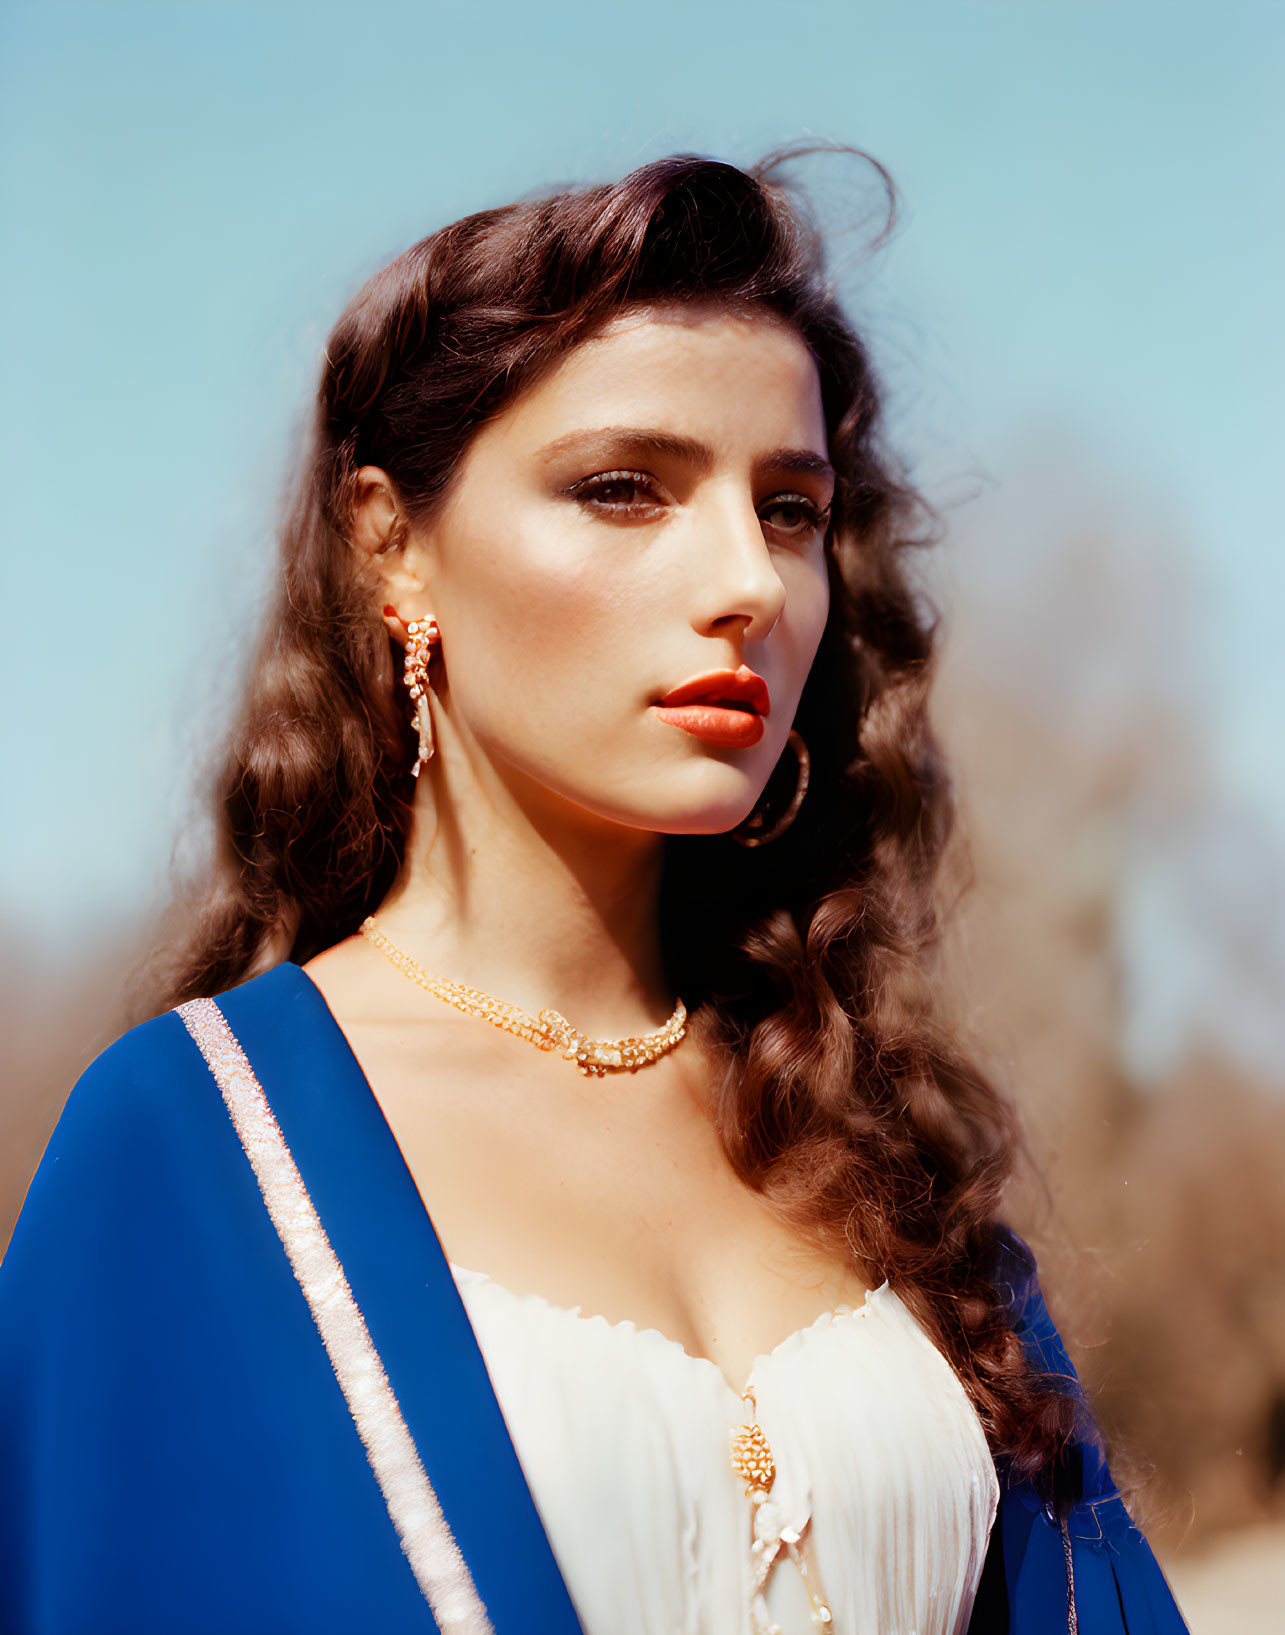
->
[2,1,1282,1069]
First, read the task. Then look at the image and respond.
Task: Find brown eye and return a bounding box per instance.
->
[568,469,663,512]
[760,493,830,539]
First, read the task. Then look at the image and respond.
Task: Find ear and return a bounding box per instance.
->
[351,465,436,623]
[350,465,405,558]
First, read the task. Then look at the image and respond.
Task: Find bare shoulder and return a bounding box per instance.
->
[299,932,519,1111]
[302,933,424,1025]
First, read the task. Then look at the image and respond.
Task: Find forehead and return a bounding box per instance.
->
[483,303,828,455]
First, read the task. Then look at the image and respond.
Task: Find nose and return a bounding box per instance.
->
[688,487,788,644]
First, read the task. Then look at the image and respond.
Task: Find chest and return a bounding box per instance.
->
[338,1014,874,1392]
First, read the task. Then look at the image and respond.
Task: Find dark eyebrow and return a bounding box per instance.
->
[534,427,715,471]
[534,425,836,487]
[762,449,836,484]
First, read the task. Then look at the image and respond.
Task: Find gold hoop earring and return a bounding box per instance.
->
[733,730,810,847]
[403,618,441,776]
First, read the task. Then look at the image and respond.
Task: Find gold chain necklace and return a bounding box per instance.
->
[359,915,687,1077]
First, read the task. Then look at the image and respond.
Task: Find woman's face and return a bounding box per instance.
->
[400,303,834,838]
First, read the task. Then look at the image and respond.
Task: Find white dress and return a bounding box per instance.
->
[451,1264,999,1635]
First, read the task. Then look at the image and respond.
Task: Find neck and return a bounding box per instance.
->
[374,749,674,1039]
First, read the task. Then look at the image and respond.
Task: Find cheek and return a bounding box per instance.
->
[437,519,651,722]
[777,557,831,679]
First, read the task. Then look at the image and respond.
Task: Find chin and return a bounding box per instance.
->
[643,756,773,836]
[632,793,761,839]
[541,749,766,837]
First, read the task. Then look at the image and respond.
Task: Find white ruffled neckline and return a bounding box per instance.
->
[449,1260,893,1399]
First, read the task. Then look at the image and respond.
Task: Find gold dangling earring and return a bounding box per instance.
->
[733,730,810,847]
[402,618,441,777]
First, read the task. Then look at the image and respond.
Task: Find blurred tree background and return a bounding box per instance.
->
[929,446,1285,1561]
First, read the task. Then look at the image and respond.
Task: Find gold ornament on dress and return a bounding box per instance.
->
[731,1389,834,1629]
[359,916,687,1076]
[730,1418,777,1496]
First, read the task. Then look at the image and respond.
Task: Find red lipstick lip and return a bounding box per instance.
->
[656,666,771,716]
[653,705,766,748]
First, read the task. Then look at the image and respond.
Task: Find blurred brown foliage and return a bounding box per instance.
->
[933,584,1285,1558]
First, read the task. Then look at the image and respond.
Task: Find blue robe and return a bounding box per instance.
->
[0,962,1189,1633]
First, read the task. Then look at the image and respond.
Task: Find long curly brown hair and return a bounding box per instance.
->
[167,150,1084,1500]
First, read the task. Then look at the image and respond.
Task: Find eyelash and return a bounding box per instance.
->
[567,469,832,538]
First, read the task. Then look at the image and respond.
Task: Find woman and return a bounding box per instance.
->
[0,154,1188,1634]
